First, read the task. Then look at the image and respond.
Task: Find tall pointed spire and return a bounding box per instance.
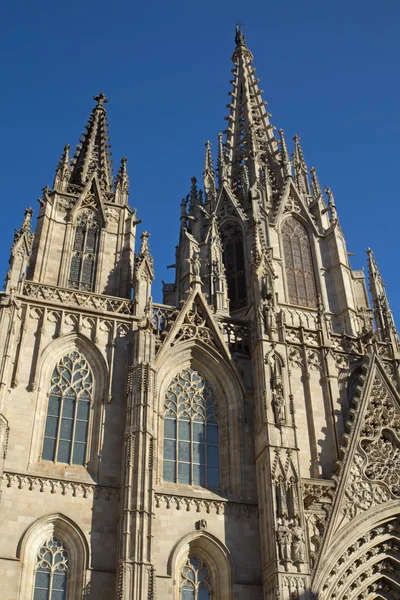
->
[367,248,398,342]
[223,26,279,194]
[69,93,113,192]
[292,135,310,195]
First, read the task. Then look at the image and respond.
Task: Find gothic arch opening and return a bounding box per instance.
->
[17,513,88,600]
[281,216,317,307]
[169,531,234,600]
[68,209,101,291]
[220,221,247,311]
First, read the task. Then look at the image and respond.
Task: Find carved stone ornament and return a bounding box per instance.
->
[341,373,400,520]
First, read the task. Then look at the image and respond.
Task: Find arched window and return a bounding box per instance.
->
[163,368,219,489]
[282,216,317,307]
[34,536,68,600]
[181,556,212,600]
[42,351,93,466]
[220,221,247,310]
[68,210,99,291]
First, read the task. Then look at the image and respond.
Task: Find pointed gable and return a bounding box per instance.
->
[156,285,232,363]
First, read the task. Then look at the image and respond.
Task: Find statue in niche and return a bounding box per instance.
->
[270,356,286,425]
[187,250,203,283]
[272,381,286,425]
[291,517,305,564]
[276,516,292,562]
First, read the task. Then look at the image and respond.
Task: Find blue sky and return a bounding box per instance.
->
[1,0,400,317]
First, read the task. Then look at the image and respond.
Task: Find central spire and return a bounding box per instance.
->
[69,93,113,192]
[223,26,280,194]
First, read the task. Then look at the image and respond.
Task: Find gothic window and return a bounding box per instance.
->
[282,216,317,307]
[42,351,93,466]
[163,368,219,489]
[33,536,68,600]
[68,210,99,291]
[180,556,212,600]
[220,221,247,310]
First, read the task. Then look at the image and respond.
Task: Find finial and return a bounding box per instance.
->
[310,166,323,200]
[115,156,129,195]
[94,92,109,107]
[235,21,246,47]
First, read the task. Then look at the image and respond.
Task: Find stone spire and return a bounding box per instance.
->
[223,25,279,193]
[53,144,71,191]
[203,141,217,210]
[69,93,113,192]
[278,129,291,180]
[367,248,398,343]
[292,135,310,196]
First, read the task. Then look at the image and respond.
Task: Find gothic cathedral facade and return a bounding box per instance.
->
[0,28,399,600]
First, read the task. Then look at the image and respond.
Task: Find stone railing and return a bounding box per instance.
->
[23,282,134,316]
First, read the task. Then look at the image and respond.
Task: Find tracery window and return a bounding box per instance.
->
[163,368,219,489]
[220,221,247,310]
[180,556,212,600]
[68,210,99,291]
[282,216,317,307]
[33,536,68,600]
[42,351,93,466]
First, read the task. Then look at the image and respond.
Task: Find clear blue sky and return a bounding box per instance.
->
[1,0,400,317]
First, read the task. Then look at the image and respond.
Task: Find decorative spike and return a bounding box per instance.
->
[187,176,199,214]
[203,141,217,207]
[217,133,228,184]
[367,248,398,342]
[279,130,291,179]
[310,166,323,201]
[292,135,310,196]
[114,156,130,201]
[69,93,113,192]
[53,144,71,190]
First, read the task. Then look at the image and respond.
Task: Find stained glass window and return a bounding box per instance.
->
[220,221,247,310]
[33,536,68,600]
[282,217,317,307]
[163,368,219,489]
[180,556,211,600]
[42,351,93,466]
[68,210,99,291]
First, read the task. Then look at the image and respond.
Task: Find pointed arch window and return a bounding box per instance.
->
[42,351,93,466]
[220,221,247,310]
[68,209,99,291]
[180,556,212,599]
[34,536,68,600]
[163,368,219,489]
[282,216,317,307]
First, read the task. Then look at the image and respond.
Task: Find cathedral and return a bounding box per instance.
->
[1,25,400,600]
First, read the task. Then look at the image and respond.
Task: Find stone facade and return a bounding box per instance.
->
[0,26,399,600]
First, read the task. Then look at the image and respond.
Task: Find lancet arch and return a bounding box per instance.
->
[29,334,108,474]
[281,215,317,308]
[156,343,246,497]
[17,513,88,600]
[168,530,234,600]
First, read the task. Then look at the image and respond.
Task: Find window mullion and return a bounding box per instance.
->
[54,397,63,462]
[190,420,193,486]
[175,418,179,483]
[70,394,78,465]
